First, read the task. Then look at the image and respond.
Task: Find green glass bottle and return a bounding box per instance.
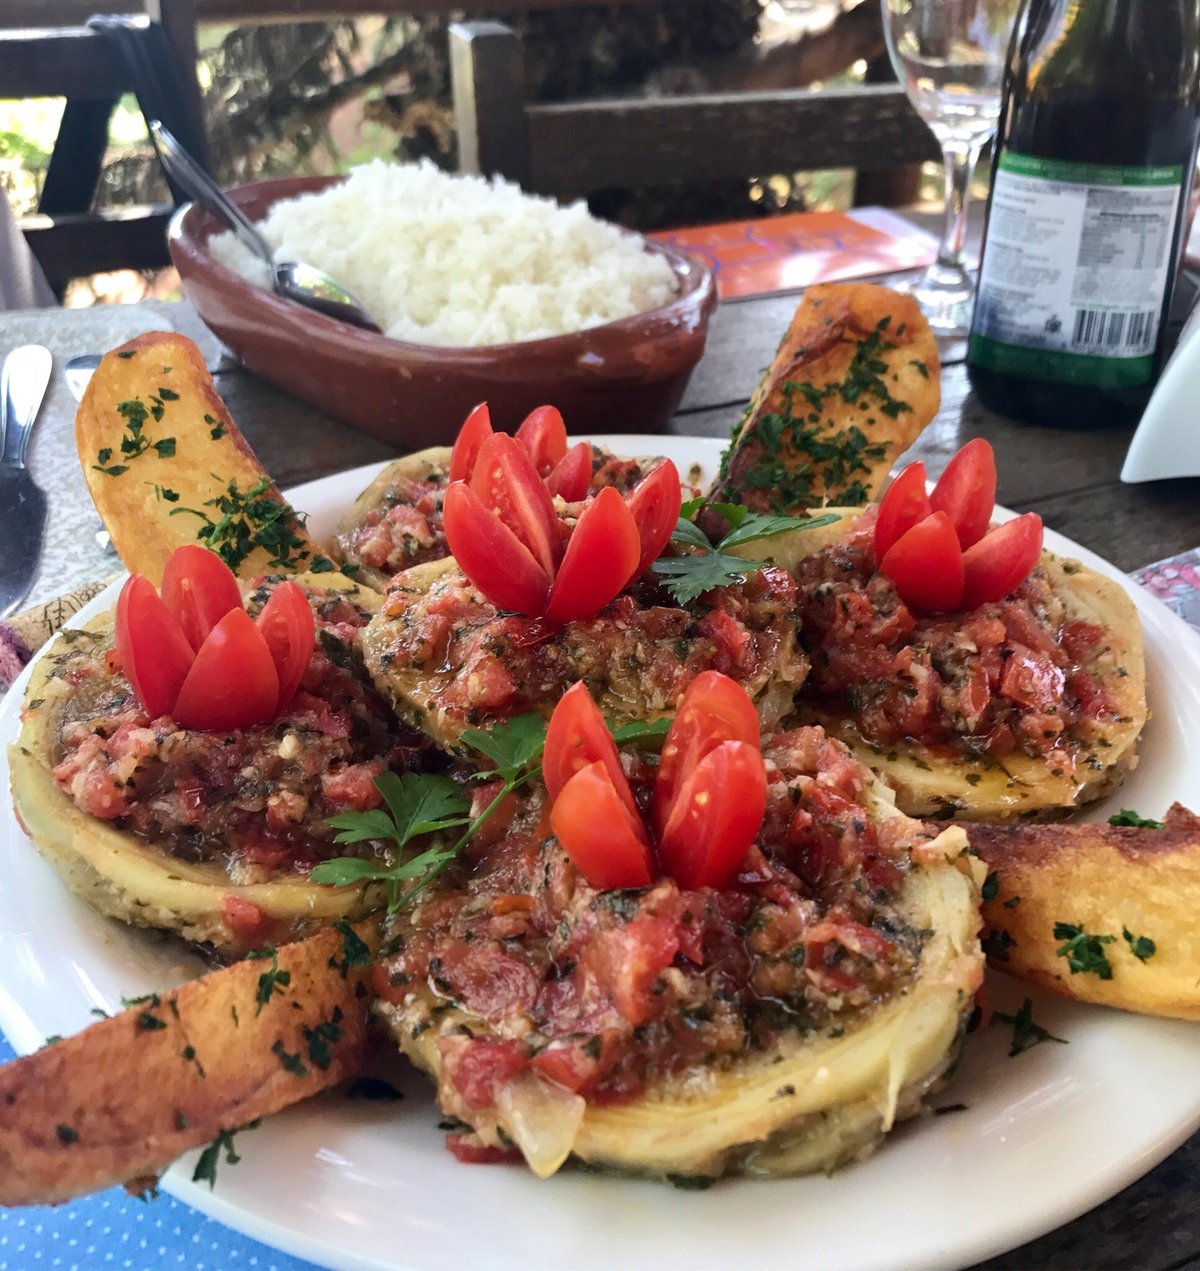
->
[967,0,1200,427]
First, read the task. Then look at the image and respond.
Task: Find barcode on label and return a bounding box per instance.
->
[1071,308,1156,352]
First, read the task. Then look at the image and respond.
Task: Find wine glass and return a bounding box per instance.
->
[882,0,1023,333]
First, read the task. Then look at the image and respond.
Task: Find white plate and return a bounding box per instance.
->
[2,435,1199,1271]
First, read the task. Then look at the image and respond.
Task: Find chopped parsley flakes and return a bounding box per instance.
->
[1108,809,1164,829]
[303,1007,345,1071]
[250,949,292,1015]
[1053,922,1115,979]
[1122,927,1156,962]
[192,1125,257,1188]
[92,395,177,477]
[272,1039,309,1078]
[714,316,911,511]
[328,920,372,978]
[172,476,315,572]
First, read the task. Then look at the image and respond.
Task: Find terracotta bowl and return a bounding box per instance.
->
[168,175,717,450]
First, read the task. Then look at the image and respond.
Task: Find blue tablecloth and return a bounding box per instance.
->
[0,1035,321,1271]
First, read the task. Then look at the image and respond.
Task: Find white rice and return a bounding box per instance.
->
[207,159,679,347]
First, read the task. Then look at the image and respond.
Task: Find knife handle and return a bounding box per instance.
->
[1,345,53,469]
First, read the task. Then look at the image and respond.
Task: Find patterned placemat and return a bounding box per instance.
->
[1130,548,1200,630]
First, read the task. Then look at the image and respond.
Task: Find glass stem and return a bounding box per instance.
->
[938,138,982,272]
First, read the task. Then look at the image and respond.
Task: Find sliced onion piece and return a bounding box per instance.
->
[495,1072,586,1179]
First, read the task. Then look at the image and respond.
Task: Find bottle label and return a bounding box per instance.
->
[969,153,1184,388]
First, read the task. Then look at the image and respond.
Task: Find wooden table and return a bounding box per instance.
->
[3,288,1200,1271]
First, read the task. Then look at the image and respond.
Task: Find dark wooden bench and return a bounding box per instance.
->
[448,19,939,208]
[0,2,205,296]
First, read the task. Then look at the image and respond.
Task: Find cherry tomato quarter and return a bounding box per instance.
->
[651,671,761,836]
[879,510,965,613]
[442,480,552,616]
[449,402,493,483]
[543,488,641,625]
[545,441,592,502]
[542,680,635,812]
[961,513,1045,609]
[114,574,196,719]
[549,761,654,890]
[515,405,568,477]
[930,438,997,549]
[255,580,315,711]
[657,740,767,890]
[172,608,280,731]
[624,459,683,578]
[160,544,243,652]
[469,432,562,578]
[874,461,932,561]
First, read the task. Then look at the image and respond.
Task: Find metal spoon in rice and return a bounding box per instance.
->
[150,122,381,333]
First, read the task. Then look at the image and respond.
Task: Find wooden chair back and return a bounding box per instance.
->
[0,1,205,297]
[449,19,939,210]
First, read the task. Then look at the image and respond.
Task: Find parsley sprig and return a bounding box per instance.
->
[310,712,668,911]
[651,498,839,605]
[312,772,473,910]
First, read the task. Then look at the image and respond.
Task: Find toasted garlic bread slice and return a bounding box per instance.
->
[704,282,939,517]
[76,333,331,585]
[0,923,375,1206]
[361,558,807,752]
[9,574,391,955]
[968,805,1200,1020]
[734,524,1147,821]
[374,732,983,1181]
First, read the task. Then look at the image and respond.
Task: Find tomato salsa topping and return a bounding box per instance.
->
[375,726,932,1116]
[374,558,803,732]
[794,513,1118,763]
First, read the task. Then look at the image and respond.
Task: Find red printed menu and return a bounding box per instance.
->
[652,207,938,301]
